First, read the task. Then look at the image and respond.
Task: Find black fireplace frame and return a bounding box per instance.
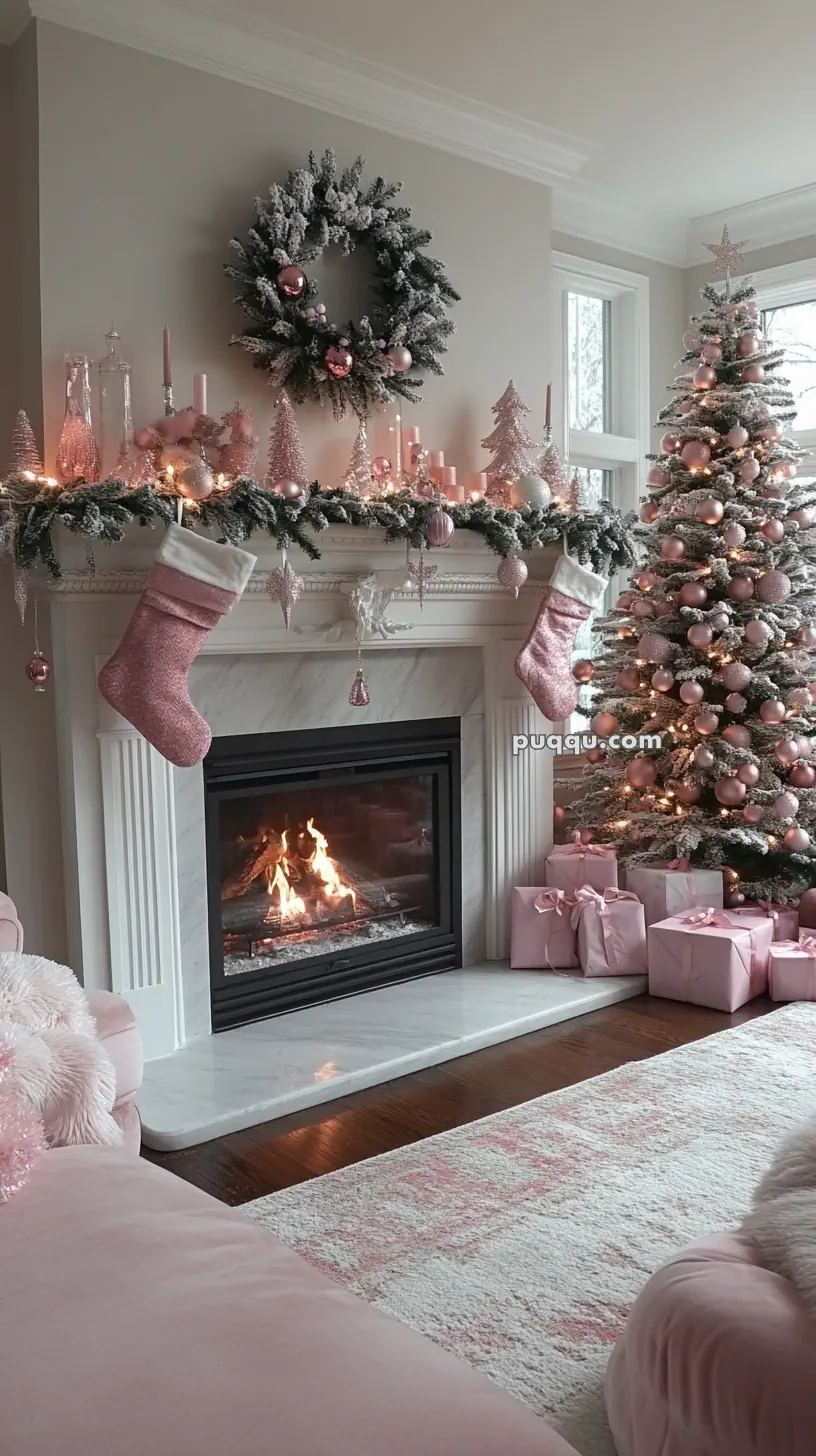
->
[204,718,462,1031]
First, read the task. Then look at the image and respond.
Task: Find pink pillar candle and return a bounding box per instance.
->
[470,472,488,502]
[402,424,421,463]
[162,325,172,387]
[545,382,552,429]
[427,449,445,477]
[440,465,461,500]
[193,373,207,416]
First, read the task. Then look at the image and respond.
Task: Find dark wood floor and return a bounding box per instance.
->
[143,992,776,1205]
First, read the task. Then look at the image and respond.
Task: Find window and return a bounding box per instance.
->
[754,257,816,464]
[567,293,611,434]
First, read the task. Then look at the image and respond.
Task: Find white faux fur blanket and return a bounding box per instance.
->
[0,951,122,1147]
[743,1114,816,1316]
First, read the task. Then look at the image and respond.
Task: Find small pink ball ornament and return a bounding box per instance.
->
[372,455,392,480]
[625,757,657,788]
[638,631,672,663]
[695,712,720,736]
[683,330,702,350]
[641,500,660,523]
[737,332,760,357]
[701,342,722,364]
[761,517,785,543]
[584,748,606,765]
[728,575,754,601]
[661,535,685,560]
[276,264,307,298]
[632,599,655,619]
[426,507,455,548]
[652,668,674,692]
[757,570,791,604]
[796,625,816,648]
[742,363,765,384]
[774,792,800,819]
[654,597,675,617]
[25,653,52,692]
[679,581,708,608]
[497,556,528,597]
[687,623,713,649]
[694,744,715,769]
[737,762,760,786]
[618,667,641,692]
[676,779,703,805]
[325,344,353,379]
[784,826,811,851]
[791,762,816,788]
[679,679,704,704]
[637,570,657,591]
[723,522,746,548]
[726,425,749,449]
[789,507,815,530]
[738,455,761,483]
[660,432,681,454]
[744,804,764,824]
[387,345,412,374]
[591,712,619,736]
[681,440,711,469]
[760,699,786,724]
[778,460,798,481]
[745,619,772,646]
[775,738,801,766]
[715,777,746,806]
[724,693,747,714]
[694,364,717,389]
[762,483,782,500]
[697,497,724,524]
[721,662,752,691]
[647,465,671,488]
[723,724,751,748]
[572,659,595,684]
[678,398,695,414]
[760,421,783,444]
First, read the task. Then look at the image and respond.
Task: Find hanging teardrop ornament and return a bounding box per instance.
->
[13,564,27,623]
[348,638,370,707]
[25,598,52,693]
[267,546,304,630]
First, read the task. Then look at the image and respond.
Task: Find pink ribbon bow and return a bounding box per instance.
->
[678,907,762,990]
[776,936,816,956]
[570,886,642,973]
[558,832,613,859]
[680,907,735,930]
[667,857,690,872]
[534,888,571,918]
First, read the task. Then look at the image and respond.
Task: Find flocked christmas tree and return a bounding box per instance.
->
[265,389,309,488]
[343,421,374,494]
[7,410,44,476]
[569,227,816,907]
[481,380,536,505]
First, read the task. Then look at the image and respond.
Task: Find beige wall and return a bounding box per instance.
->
[35,22,552,485]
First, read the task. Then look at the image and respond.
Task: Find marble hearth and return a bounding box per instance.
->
[46,525,644,1148]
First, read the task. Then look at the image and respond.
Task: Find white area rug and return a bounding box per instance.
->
[245,1006,816,1456]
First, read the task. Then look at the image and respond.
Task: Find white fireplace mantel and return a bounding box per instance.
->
[47,525,559,1060]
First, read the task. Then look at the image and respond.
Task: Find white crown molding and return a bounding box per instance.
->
[552,182,689,267]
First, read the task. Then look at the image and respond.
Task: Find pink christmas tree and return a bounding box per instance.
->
[481,380,536,505]
[265,390,308,488]
[6,410,44,476]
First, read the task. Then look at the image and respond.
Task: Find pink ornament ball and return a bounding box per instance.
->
[784,826,811,851]
[762,483,782,500]
[738,455,761,483]
[591,712,619,736]
[723,522,746,548]
[654,597,675,617]
[641,500,660,523]
[737,762,760,786]
[676,779,703,805]
[694,744,715,769]
[687,623,713,649]
[652,668,674,692]
[679,679,704,704]
[728,575,754,601]
[789,507,815,530]
[742,363,765,384]
[660,432,681,454]
[616,592,635,611]
[632,598,655,618]
[679,581,708,607]
[726,425,749,449]
[774,791,800,819]
[744,619,772,646]
[724,693,747,714]
[757,570,791,604]
[791,762,816,787]
[661,535,685,560]
[796,625,816,648]
[276,264,307,299]
[779,459,798,480]
[325,344,353,379]
[584,747,606,765]
[715,776,746,806]
[618,667,641,692]
[701,342,722,364]
[572,658,595,684]
[25,653,52,691]
[625,757,657,788]
[723,724,751,748]
[497,556,528,597]
[743,804,764,824]
[683,330,702,350]
[694,712,719,736]
[678,398,695,414]
[760,421,783,444]
[737,332,760,357]
[426,507,454,548]
[721,662,752,691]
[638,631,672,663]
[553,805,565,826]
[647,465,671,488]
[681,440,711,469]
[759,699,786,724]
[775,738,801,765]
[697,497,724,525]
[387,345,413,374]
[694,364,717,389]
[761,517,785,543]
[372,455,392,480]
[637,570,657,591]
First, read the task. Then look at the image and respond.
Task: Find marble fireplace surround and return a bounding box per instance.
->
[48,526,559,1064]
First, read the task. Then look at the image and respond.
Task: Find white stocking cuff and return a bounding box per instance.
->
[157,523,257,595]
[549,554,607,609]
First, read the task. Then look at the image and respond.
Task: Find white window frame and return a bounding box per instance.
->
[751,256,816,464]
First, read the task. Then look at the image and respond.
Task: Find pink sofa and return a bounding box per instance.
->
[1,1145,579,1456]
[605,1233,816,1455]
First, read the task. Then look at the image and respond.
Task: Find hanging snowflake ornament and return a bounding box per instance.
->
[267,549,304,629]
[407,551,438,608]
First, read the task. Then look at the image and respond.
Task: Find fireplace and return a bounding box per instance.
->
[204,719,462,1030]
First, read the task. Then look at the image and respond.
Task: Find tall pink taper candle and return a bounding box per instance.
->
[193,373,207,415]
[545,382,552,430]
[162,326,172,387]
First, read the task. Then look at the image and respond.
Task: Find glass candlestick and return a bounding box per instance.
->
[97,327,133,479]
[56,353,101,486]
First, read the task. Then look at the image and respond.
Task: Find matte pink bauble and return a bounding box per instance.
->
[728,575,754,601]
[744,619,771,645]
[679,582,708,608]
[676,779,702,805]
[661,535,685,560]
[679,679,704,704]
[723,522,746,548]
[651,668,674,692]
[618,667,641,692]
[641,500,660,523]
[694,712,719,736]
[553,805,565,826]
[687,623,713,649]
[726,425,749,449]
[723,724,751,748]
[759,421,782,444]
[387,345,413,374]
[784,826,811,851]
[737,332,760,357]
[647,465,670,488]
[325,344,353,379]
[694,744,715,769]
[701,342,722,364]
[796,625,816,648]
[721,662,752,691]
[738,455,761,482]
[276,264,307,298]
[789,507,815,529]
[660,432,681,454]
[653,597,674,617]
[694,364,717,389]
[743,804,764,824]
[584,748,606,765]
[572,659,595,684]
[761,517,785,543]
[591,712,618,736]
[632,599,655,618]
[759,699,786,724]
[426,507,454,547]
[715,777,746,806]
[625,757,657,788]
[697,497,724,524]
[638,632,672,663]
[724,693,747,714]
[678,398,695,414]
[774,792,799,819]
[274,478,305,502]
[742,363,765,384]
[737,762,760,786]
[681,440,711,469]
[791,762,816,788]
[637,570,657,591]
[757,570,791,604]
[775,738,801,765]
[372,455,392,479]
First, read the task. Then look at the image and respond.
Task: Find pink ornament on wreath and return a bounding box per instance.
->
[426,507,454,548]
[679,582,707,607]
[761,518,784,543]
[724,693,747,714]
[759,699,786,724]
[728,575,754,601]
[775,792,799,819]
[792,762,816,788]
[790,507,815,529]
[701,342,722,365]
[721,662,752,691]
[618,667,641,692]
[276,264,307,299]
[745,618,771,646]
[387,346,412,374]
[676,779,702,804]
[760,421,783,444]
[694,712,719,736]
[678,398,695,414]
[660,432,681,454]
[738,455,761,483]
[737,332,760,357]
[652,668,674,691]
[648,465,671,488]
[325,345,353,379]
[632,599,655,619]
[694,744,715,769]
[591,712,618,736]
[638,631,672,663]
[641,500,660,523]
[784,826,811,851]
[697,497,723,524]
[687,623,713,649]
[723,522,746,548]
[775,738,801,766]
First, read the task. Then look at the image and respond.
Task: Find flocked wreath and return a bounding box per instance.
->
[226,150,459,420]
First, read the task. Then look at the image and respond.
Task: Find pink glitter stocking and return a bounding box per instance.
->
[98,525,256,767]
[515,555,607,722]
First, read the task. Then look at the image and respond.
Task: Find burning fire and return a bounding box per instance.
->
[265,820,356,924]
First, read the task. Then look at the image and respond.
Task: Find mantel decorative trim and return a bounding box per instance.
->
[48,567,543,598]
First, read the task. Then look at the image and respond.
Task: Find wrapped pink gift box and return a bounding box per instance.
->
[510,887,579,969]
[768,935,816,1002]
[570,887,647,977]
[625,863,723,928]
[730,901,799,943]
[648,908,772,1012]
[545,834,618,896]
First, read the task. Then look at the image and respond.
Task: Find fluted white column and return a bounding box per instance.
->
[485,697,553,959]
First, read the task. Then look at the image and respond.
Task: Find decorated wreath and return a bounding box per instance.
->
[226,150,459,420]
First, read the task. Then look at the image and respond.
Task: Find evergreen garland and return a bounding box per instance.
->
[6,476,636,579]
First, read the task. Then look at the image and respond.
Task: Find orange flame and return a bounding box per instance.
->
[306,817,356,909]
[264,822,355,924]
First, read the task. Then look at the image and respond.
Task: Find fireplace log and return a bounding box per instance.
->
[222,834,283,899]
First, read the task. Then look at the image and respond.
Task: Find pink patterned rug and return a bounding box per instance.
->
[245,1005,816,1456]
